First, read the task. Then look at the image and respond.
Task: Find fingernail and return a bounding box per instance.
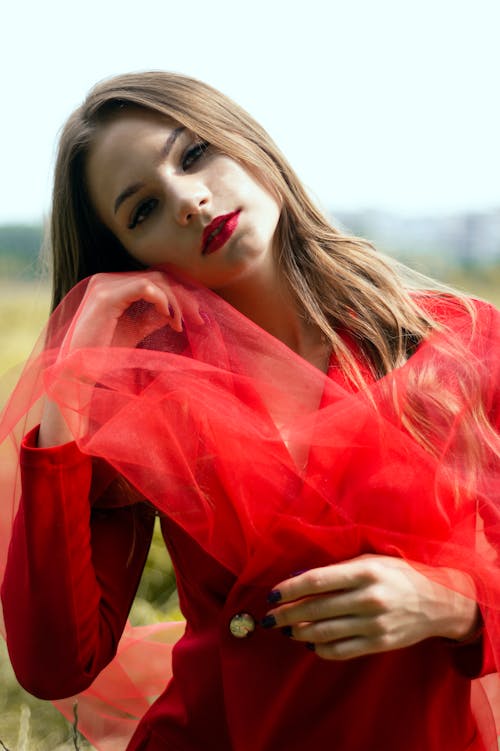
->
[267,589,282,604]
[261,615,277,629]
[281,626,293,638]
[306,642,315,652]
[168,304,174,317]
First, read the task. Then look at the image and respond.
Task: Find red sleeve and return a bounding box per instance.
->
[450,300,499,679]
[449,615,496,679]
[0,426,155,700]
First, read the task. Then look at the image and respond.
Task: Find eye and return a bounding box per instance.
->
[128,198,158,230]
[182,140,210,171]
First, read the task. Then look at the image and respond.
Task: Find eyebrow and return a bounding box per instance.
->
[113,126,186,215]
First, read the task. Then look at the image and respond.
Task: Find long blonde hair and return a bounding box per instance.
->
[49,72,438,378]
[48,71,497,473]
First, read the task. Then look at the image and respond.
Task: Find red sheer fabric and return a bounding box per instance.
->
[53,622,185,750]
[0,273,499,748]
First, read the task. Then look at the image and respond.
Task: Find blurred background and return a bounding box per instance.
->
[1,0,498,747]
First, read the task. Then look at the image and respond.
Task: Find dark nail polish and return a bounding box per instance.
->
[281,626,293,638]
[267,589,282,604]
[306,642,316,652]
[261,614,277,629]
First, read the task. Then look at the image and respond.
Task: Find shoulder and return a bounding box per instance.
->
[411,291,499,342]
[412,292,499,417]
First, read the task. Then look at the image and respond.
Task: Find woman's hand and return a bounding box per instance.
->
[263,555,480,660]
[39,270,203,448]
[60,270,203,354]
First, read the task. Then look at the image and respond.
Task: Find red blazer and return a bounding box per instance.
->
[1,300,498,751]
[2,439,495,751]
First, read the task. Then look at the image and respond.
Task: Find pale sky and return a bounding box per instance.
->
[1,0,499,223]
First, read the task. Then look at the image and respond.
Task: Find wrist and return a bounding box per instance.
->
[38,399,74,448]
[425,567,480,641]
[451,606,483,644]
[443,600,482,642]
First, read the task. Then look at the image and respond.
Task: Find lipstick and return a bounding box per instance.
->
[202,210,240,255]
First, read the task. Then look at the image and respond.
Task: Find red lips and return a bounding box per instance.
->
[201,210,241,255]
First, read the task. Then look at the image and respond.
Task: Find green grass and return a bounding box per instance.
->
[0,641,90,750]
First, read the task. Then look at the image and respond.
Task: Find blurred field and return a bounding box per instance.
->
[0,282,50,374]
[433,264,500,307]
[0,266,499,749]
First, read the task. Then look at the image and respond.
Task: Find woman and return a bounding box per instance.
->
[0,72,498,751]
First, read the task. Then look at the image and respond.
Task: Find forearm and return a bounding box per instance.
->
[432,573,479,641]
[427,569,496,677]
[1,427,154,700]
[37,398,74,447]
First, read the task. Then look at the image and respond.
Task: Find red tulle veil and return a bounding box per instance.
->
[0,273,499,748]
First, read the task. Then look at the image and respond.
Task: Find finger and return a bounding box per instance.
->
[268,559,377,605]
[265,590,379,629]
[90,278,171,321]
[124,279,182,332]
[133,280,172,321]
[147,273,204,329]
[189,302,206,326]
[291,615,379,644]
[156,277,205,327]
[165,294,183,333]
[174,291,205,326]
[264,584,390,630]
[314,636,388,661]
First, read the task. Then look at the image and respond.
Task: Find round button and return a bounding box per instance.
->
[229,612,256,639]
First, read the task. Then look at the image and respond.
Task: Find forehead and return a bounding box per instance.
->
[85,110,180,218]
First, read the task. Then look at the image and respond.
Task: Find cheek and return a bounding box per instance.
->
[122,224,179,266]
[251,182,282,224]
[123,241,172,267]
[232,162,281,211]
[220,162,267,199]
[257,193,281,233]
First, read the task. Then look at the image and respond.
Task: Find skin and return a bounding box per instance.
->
[86,114,281,289]
[264,556,479,657]
[39,110,479,654]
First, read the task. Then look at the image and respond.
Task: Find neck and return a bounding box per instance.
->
[214,263,329,369]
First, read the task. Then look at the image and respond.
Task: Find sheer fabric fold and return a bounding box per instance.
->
[0,274,499,747]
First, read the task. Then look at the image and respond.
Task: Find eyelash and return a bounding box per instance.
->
[127,198,158,230]
[127,139,211,230]
[182,139,210,170]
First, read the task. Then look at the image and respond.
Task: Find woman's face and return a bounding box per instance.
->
[85,110,282,291]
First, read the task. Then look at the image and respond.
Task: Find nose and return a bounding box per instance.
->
[169,176,210,226]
